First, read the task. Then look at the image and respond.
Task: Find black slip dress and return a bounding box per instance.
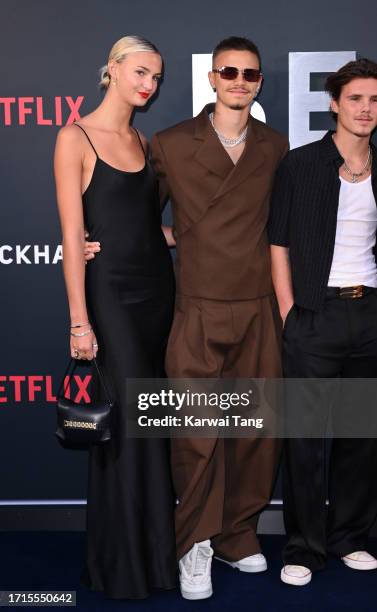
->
[75,123,177,599]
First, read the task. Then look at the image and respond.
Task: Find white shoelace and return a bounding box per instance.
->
[180,542,213,581]
[193,545,212,576]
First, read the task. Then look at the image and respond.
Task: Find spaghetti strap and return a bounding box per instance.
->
[74,123,99,158]
[133,127,146,157]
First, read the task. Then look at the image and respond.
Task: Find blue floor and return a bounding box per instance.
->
[1,533,377,611]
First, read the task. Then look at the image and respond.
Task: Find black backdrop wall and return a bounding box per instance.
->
[1,0,376,504]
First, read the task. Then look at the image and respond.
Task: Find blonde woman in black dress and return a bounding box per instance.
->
[54,36,176,599]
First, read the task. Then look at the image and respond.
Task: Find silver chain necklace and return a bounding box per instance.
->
[343,147,372,183]
[209,112,248,148]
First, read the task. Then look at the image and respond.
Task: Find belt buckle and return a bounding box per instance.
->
[339,285,364,299]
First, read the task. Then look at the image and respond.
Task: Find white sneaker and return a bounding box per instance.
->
[281,564,312,586]
[215,552,267,573]
[342,551,377,570]
[179,540,213,600]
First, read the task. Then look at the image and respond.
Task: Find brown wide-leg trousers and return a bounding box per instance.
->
[165,294,282,560]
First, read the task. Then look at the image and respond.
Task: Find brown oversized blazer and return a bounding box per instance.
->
[151,104,288,301]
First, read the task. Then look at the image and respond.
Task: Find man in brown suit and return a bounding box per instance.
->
[151,37,288,600]
[86,36,288,600]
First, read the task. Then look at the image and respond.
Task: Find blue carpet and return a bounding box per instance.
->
[1,533,377,611]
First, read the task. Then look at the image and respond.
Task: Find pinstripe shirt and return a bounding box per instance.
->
[268,130,377,311]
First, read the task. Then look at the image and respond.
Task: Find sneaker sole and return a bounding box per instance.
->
[215,556,267,573]
[280,567,312,586]
[342,558,377,571]
[180,587,213,600]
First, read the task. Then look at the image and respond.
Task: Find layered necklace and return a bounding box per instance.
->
[209,112,248,148]
[343,146,372,183]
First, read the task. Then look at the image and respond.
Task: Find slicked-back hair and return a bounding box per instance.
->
[99,35,161,90]
[212,36,261,69]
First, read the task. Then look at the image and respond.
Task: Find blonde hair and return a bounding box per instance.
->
[99,35,160,89]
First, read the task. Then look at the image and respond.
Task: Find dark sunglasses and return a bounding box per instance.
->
[212,66,262,82]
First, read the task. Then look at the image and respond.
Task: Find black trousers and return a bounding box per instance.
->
[282,289,377,572]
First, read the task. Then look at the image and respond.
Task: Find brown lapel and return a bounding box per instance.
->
[212,115,266,201]
[193,105,267,203]
[179,106,268,233]
[193,105,235,180]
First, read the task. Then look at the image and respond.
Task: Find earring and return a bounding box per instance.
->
[212,87,216,92]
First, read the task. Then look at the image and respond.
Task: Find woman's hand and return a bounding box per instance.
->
[84,231,101,262]
[70,326,99,360]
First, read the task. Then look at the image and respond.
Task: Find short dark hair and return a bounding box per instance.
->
[212,36,261,69]
[325,58,377,120]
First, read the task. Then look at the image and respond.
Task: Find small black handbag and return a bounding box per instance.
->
[56,357,113,444]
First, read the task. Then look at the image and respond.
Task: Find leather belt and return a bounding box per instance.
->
[326,285,376,299]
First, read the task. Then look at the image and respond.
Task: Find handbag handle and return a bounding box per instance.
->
[58,357,113,406]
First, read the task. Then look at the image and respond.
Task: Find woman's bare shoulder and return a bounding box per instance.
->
[56,110,98,143]
[56,122,83,147]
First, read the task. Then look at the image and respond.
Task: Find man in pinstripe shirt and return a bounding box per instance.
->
[269,58,377,586]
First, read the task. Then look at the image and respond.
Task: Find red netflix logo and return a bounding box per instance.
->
[0,375,92,404]
[0,96,84,126]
